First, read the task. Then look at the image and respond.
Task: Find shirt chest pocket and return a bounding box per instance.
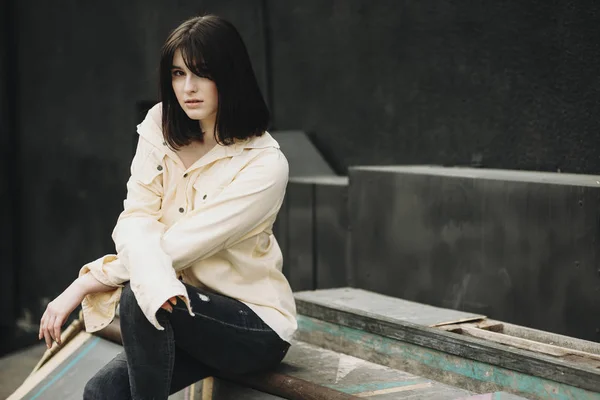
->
[133,150,165,192]
[191,160,239,209]
[192,177,225,209]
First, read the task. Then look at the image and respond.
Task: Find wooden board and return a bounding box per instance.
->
[295,288,600,396]
[296,315,600,400]
[295,288,485,327]
[458,324,600,363]
[458,393,529,400]
[8,333,120,400]
[7,333,191,400]
[278,340,473,399]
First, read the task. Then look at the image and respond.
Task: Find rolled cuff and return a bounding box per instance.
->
[131,278,194,330]
[81,287,122,333]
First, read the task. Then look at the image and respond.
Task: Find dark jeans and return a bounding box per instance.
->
[83,282,290,400]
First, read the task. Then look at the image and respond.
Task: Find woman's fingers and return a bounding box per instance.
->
[43,315,55,349]
[47,314,57,342]
[160,296,178,312]
[39,285,85,348]
[53,316,63,345]
[40,308,64,348]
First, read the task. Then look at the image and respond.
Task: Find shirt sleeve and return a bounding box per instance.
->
[78,255,128,332]
[162,148,289,271]
[81,137,191,332]
[111,137,192,330]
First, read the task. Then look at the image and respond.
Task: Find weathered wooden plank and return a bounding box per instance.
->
[458,392,529,400]
[207,378,286,399]
[476,320,504,332]
[280,341,472,399]
[296,315,600,400]
[295,298,600,394]
[295,288,485,327]
[220,372,359,400]
[458,324,600,362]
[7,334,122,400]
[496,321,600,355]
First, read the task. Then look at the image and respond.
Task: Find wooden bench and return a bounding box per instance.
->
[15,287,585,399]
[294,287,600,400]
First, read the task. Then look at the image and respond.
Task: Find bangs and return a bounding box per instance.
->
[180,37,213,80]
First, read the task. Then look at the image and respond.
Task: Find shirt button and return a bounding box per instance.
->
[157,165,163,171]
[179,207,185,213]
[183,173,188,178]
[203,194,207,200]
[162,141,167,146]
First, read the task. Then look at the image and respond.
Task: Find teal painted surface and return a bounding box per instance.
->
[297,316,600,400]
[29,337,101,400]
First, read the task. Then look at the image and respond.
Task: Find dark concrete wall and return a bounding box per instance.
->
[6,0,600,351]
[278,177,349,292]
[267,0,600,174]
[14,0,266,324]
[1,0,15,330]
[349,167,600,341]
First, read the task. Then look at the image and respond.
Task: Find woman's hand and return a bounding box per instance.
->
[39,283,86,349]
[160,296,178,312]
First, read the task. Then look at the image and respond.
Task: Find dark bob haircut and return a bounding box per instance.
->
[159,15,269,148]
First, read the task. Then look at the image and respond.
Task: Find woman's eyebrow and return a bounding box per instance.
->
[171,64,184,70]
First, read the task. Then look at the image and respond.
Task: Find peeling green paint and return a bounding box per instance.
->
[298,315,600,400]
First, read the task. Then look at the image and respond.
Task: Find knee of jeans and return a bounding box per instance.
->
[83,375,103,400]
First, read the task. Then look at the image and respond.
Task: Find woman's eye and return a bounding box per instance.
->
[171,70,184,77]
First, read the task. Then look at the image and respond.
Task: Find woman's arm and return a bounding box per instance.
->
[39,273,113,349]
[80,134,192,331]
[39,132,172,342]
[39,271,178,348]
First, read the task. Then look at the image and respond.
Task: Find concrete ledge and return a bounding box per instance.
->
[348,165,600,341]
[276,176,349,291]
[353,165,600,187]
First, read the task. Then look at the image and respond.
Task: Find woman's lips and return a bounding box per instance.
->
[185,100,203,108]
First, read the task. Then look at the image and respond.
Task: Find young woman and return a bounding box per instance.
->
[38,15,296,399]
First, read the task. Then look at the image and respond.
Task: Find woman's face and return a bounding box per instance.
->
[171,48,218,125]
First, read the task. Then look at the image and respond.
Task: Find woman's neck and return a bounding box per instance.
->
[199,116,216,140]
[177,137,217,170]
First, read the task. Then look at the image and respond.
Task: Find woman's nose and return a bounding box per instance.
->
[184,76,198,93]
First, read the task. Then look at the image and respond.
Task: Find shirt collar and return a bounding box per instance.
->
[137,104,280,167]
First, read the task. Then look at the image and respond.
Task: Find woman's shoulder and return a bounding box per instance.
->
[137,102,162,133]
[243,145,289,185]
[146,102,163,125]
[241,133,286,164]
[136,103,166,150]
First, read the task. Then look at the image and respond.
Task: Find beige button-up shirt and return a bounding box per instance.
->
[79,103,297,341]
